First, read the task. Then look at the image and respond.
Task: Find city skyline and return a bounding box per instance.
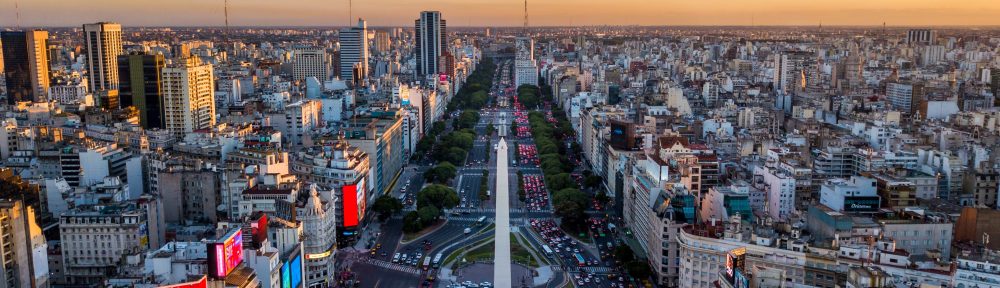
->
[3,0,1000,27]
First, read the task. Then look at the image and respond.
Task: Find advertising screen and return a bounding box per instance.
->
[342,184,358,227]
[843,196,881,212]
[281,261,291,288]
[251,213,268,248]
[726,247,746,282]
[734,270,748,288]
[290,254,302,288]
[208,229,244,278]
[158,276,207,288]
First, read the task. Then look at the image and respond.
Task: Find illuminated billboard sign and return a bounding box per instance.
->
[208,229,244,278]
[342,178,367,228]
[158,276,207,288]
[725,247,746,283]
[281,254,303,288]
[843,196,881,212]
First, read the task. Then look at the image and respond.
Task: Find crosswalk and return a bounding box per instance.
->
[581,267,615,274]
[449,208,549,214]
[361,258,422,275]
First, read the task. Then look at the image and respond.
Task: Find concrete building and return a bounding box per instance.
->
[753,165,796,220]
[268,100,321,146]
[118,53,166,129]
[49,80,89,105]
[0,200,48,288]
[293,47,328,82]
[514,37,538,87]
[415,11,447,76]
[291,140,370,241]
[162,57,216,137]
[773,50,815,95]
[818,176,880,213]
[344,116,403,196]
[338,19,368,85]
[82,22,123,99]
[297,184,337,287]
[157,163,219,224]
[1,30,50,104]
[58,197,165,285]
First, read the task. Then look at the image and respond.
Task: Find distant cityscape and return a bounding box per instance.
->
[2,4,1000,288]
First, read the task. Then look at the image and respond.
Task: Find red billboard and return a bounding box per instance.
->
[158,276,207,288]
[250,213,268,248]
[342,178,367,228]
[208,229,244,278]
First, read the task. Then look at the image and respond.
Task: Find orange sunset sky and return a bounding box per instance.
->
[2,0,999,27]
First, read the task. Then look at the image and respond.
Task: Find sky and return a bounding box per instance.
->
[2,0,1000,27]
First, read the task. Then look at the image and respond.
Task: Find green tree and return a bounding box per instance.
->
[416,184,460,210]
[417,206,441,225]
[455,110,481,129]
[626,261,653,280]
[403,211,423,233]
[424,162,457,183]
[585,175,604,188]
[613,245,636,264]
[372,195,403,221]
[547,173,578,191]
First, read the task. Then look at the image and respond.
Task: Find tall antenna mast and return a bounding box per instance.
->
[224,0,230,43]
[348,0,353,26]
[523,0,528,29]
[14,0,21,29]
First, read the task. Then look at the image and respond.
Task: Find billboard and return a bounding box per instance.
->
[843,196,881,212]
[342,178,367,228]
[158,276,207,288]
[734,269,749,288]
[281,254,303,288]
[725,247,746,283]
[208,229,244,278]
[250,213,268,248]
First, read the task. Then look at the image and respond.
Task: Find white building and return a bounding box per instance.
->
[82,22,123,94]
[754,165,796,220]
[338,19,368,84]
[819,176,879,212]
[514,37,538,87]
[162,57,216,137]
[297,184,337,287]
[293,47,328,82]
[268,100,321,146]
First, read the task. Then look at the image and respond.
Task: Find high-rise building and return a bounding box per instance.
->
[514,37,538,87]
[338,19,369,85]
[0,199,48,288]
[373,30,391,53]
[161,57,216,136]
[82,22,124,96]
[772,50,815,96]
[907,29,937,45]
[292,47,328,81]
[1,30,50,104]
[118,53,166,129]
[415,11,447,77]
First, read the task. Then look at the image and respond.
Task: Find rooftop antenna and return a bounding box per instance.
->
[348,0,353,27]
[223,0,230,42]
[523,0,529,30]
[14,0,21,29]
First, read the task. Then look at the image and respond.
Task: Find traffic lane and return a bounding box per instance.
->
[458,173,483,208]
[378,217,405,259]
[352,261,420,288]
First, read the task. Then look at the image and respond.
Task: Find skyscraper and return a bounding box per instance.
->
[514,37,538,87]
[373,30,391,54]
[338,19,369,85]
[83,22,123,96]
[161,57,216,136]
[118,53,166,129]
[772,50,815,96]
[293,47,328,81]
[415,11,447,77]
[1,30,50,104]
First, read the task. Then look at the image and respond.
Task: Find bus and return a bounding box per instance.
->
[432,253,443,268]
[541,245,554,255]
[422,256,432,270]
[477,216,487,225]
[573,253,586,267]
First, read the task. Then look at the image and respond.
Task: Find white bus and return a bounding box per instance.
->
[477,216,487,225]
[422,256,432,270]
[432,253,443,268]
[541,245,554,255]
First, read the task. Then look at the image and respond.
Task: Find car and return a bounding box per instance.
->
[392,253,400,263]
[480,282,491,287]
